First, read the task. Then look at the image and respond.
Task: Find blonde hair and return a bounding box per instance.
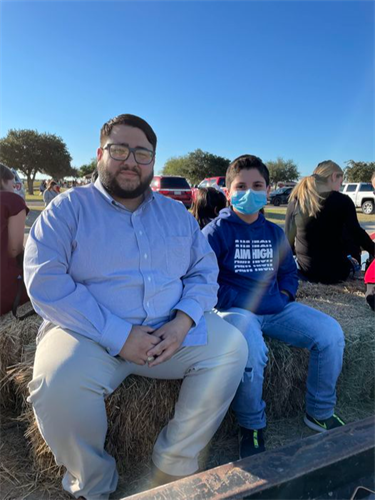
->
[289,160,343,218]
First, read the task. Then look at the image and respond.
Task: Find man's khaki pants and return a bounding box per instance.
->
[28,311,248,500]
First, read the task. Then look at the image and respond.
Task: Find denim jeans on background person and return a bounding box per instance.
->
[217,302,345,430]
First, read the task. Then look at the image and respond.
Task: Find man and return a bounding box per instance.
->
[24,114,247,500]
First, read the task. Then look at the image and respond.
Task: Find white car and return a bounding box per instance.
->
[11,168,26,199]
[341,182,374,214]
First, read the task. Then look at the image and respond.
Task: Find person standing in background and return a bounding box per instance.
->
[43,180,59,206]
[0,163,29,315]
[39,180,47,194]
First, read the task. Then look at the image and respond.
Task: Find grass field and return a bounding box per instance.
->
[25,193,43,202]
[264,205,374,226]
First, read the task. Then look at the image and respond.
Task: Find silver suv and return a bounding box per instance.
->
[11,168,26,199]
[341,182,374,214]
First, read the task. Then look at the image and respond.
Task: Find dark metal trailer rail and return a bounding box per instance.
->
[124,416,374,500]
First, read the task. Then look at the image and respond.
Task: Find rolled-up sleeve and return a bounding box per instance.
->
[24,204,132,356]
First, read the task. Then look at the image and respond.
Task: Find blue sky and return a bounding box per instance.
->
[1,0,374,178]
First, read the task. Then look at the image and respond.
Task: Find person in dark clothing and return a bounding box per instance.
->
[203,155,345,460]
[285,160,375,284]
[39,180,47,194]
[192,187,227,229]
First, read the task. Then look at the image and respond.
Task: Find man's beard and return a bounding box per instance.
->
[98,163,154,199]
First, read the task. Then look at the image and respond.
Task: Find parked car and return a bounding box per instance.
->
[192,176,227,202]
[151,176,192,208]
[269,186,293,206]
[11,168,26,199]
[341,182,375,214]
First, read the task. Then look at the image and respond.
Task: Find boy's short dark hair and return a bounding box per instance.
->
[100,114,157,150]
[226,155,270,190]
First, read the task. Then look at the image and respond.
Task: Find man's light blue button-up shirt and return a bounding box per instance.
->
[24,180,219,356]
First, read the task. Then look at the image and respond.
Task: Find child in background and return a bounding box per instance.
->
[192,187,227,229]
[202,155,345,458]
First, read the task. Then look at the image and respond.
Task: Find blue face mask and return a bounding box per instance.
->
[231,189,267,215]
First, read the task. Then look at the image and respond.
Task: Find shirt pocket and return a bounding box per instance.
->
[166,236,191,277]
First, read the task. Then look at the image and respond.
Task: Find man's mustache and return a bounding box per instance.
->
[117,167,140,176]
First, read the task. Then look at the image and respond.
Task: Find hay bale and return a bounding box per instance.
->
[264,341,308,418]
[8,279,375,488]
[0,305,42,409]
[297,280,375,405]
[12,343,182,479]
[7,339,322,480]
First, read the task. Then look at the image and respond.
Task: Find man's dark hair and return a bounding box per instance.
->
[100,114,157,150]
[226,154,270,190]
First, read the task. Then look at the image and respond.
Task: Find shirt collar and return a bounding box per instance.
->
[93,178,154,212]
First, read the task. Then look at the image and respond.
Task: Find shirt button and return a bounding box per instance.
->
[144,253,147,259]
[146,301,150,307]
[139,231,143,235]
[148,276,151,282]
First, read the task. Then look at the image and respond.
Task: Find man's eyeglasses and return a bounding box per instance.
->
[103,144,155,165]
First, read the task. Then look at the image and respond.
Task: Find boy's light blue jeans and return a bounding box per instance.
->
[217,302,345,430]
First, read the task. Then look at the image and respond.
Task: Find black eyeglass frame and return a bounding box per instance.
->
[103,144,155,165]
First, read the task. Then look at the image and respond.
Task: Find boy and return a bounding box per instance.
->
[203,155,345,458]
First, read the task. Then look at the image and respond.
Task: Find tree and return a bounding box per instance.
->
[0,129,73,194]
[266,157,300,187]
[70,167,80,178]
[344,160,375,183]
[79,158,97,178]
[162,149,230,186]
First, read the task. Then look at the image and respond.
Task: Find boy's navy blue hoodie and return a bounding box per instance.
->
[202,208,298,315]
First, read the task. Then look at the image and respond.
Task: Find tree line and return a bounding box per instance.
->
[0,129,373,194]
[162,151,375,186]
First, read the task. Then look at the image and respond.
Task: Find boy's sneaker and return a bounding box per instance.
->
[304,413,345,433]
[239,427,265,458]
